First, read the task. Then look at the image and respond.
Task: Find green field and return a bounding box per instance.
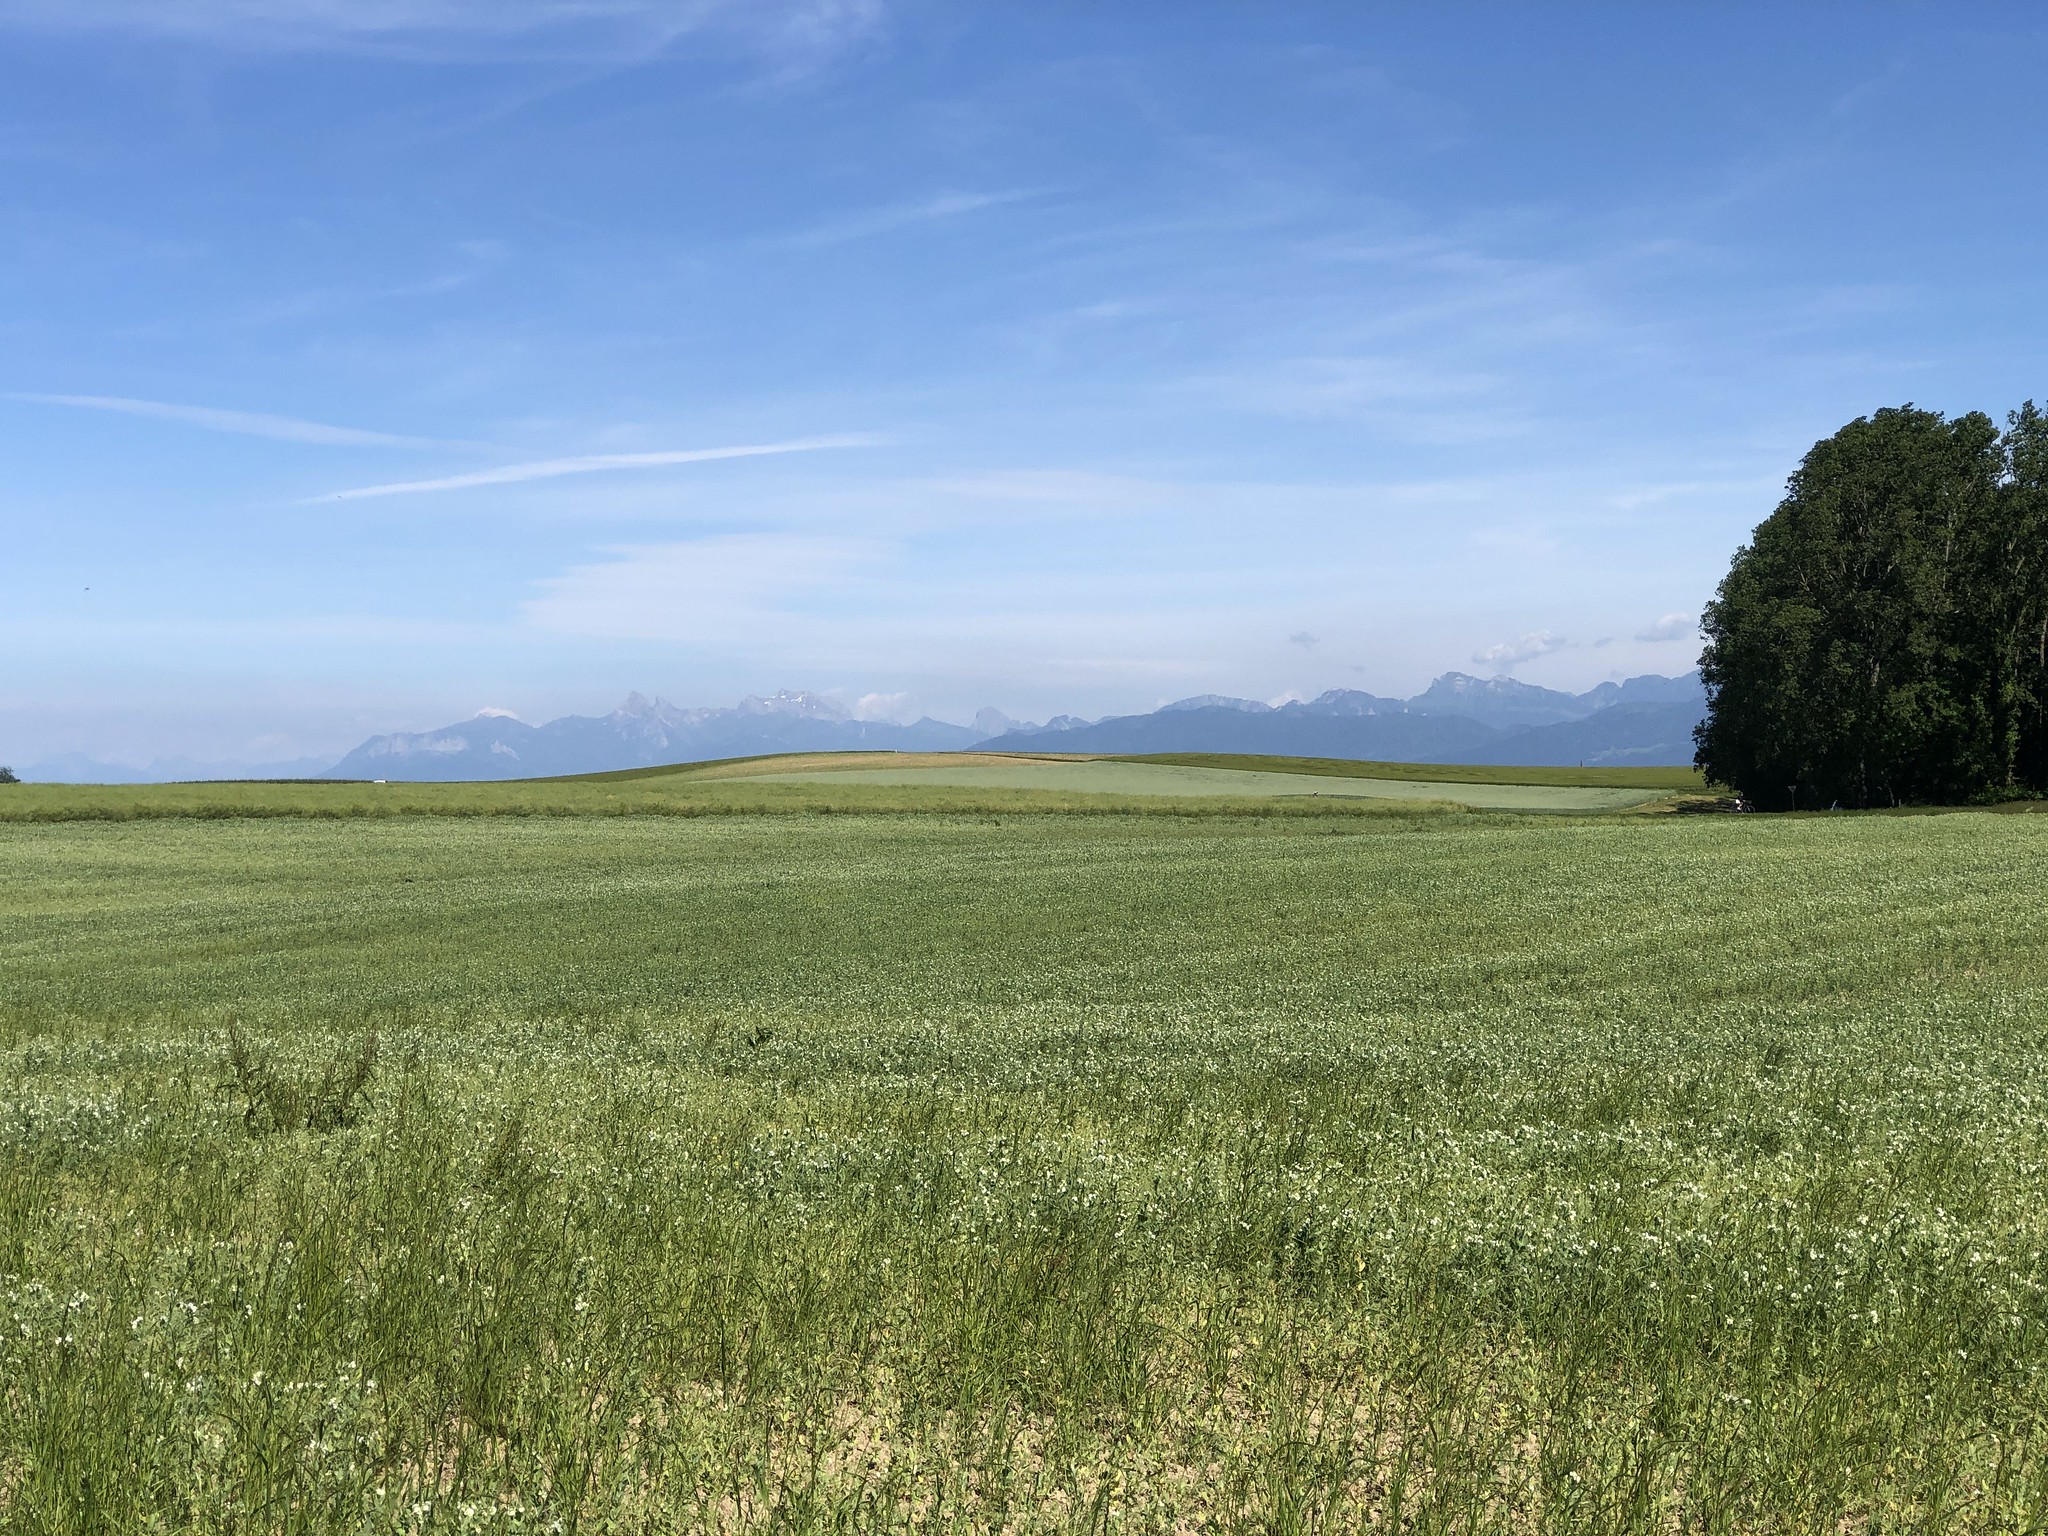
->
[7,796,2048,1530]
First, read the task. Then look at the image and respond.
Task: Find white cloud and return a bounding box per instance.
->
[1288,630,1320,649]
[310,434,877,501]
[1636,612,1696,642]
[853,690,915,722]
[9,392,453,448]
[523,532,877,643]
[1472,630,1566,668]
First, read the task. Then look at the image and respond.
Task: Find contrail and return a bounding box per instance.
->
[310,435,881,501]
[9,392,454,448]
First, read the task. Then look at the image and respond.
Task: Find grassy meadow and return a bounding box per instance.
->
[6,785,2048,1530]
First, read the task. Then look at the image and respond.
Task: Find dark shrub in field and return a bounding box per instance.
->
[223,1026,379,1135]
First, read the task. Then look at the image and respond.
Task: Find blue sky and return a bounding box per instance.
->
[4,1,2046,766]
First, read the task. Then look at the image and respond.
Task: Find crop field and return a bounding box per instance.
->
[744,759,1672,811]
[7,796,2048,1531]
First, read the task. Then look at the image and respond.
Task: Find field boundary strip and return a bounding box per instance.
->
[1108,751,1704,791]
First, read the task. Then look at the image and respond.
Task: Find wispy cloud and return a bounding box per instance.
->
[853,690,916,722]
[0,1,650,41]
[1179,355,1521,444]
[524,532,879,642]
[1473,630,1567,668]
[780,190,1037,247]
[9,392,455,447]
[1636,612,1696,643]
[310,434,878,501]
[0,1,888,65]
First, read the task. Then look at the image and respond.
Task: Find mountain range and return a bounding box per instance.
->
[12,672,1706,783]
[309,671,1704,781]
[985,672,1704,767]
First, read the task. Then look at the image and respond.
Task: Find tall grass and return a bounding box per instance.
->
[5,810,2048,1530]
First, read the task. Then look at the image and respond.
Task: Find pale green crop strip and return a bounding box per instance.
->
[749,758,1670,809]
[4,810,2048,1531]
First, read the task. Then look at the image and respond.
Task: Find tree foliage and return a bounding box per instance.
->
[1697,402,2048,808]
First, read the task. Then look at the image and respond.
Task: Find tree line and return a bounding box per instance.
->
[1696,401,2048,809]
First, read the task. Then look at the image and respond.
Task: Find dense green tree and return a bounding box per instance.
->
[1984,403,2048,790]
[1696,403,2048,808]
[0,767,16,785]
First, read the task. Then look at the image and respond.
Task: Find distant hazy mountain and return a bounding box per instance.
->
[1405,673,1587,730]
[985,672,1705,767]
[326,691,979,781]
[1453,701,1707,767]
[969,706,1093,737]
[1158,694,1277,714]
[987,703,1501,761]
[1575,672,1706,710]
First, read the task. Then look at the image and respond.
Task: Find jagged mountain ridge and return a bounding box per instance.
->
[982,671,1707,765]
[985,703,1507,762]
